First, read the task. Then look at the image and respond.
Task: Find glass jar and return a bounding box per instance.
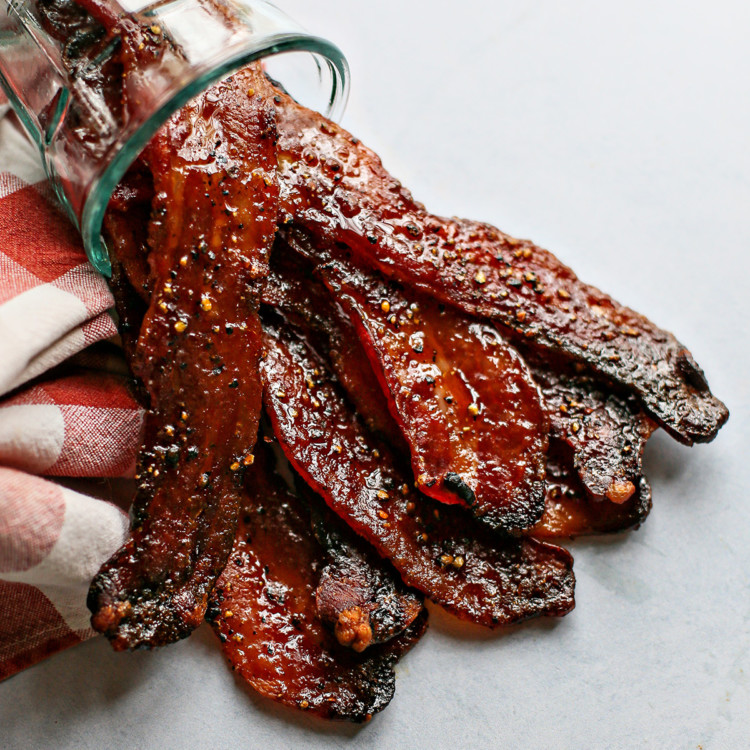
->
[0,0,349,274]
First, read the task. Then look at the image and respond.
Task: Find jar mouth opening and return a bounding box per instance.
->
[81,33,349,276]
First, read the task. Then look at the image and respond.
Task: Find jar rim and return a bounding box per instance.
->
[81,32,349,276]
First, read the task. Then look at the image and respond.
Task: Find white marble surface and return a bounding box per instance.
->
[2,1,749,747]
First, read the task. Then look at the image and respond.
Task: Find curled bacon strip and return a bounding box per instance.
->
[208,450,427,722]
[274,93,728,445]
[315,254,548,531]
[533,440,652,539]
[261,248,405,448]
[88,67,278,649]
[521,348,657,503]
[260,320,575,627]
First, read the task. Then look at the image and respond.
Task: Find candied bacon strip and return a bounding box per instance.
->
[207,451,427,722]
[262,248,405,447]
[315,254,548,531]
[273,91,728,446]
[520,347,657,503]
[307,495,424,651]
[88,67,279,649]
[532,441,652,539]
[260,321,575,627]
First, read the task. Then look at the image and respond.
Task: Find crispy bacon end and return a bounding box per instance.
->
[308,499,424,651]
[521,348,657,503]
[533,440,652,539]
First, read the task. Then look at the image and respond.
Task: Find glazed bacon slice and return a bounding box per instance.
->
[308,498,424,651]
[314,254,549,531]
[521,348,657,503]
[260,320,575,627]
[261,248,404,447]
[207,451,427,722]
[88,67,279,649]
[273,92,728,446]
[532,441,652,539]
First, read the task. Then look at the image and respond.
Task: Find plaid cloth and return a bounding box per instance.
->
[0,104,142,680]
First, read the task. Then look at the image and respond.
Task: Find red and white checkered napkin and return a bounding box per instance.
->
[0,105,144,680]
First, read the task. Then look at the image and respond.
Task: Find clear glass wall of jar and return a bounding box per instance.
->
[0,0,349,274]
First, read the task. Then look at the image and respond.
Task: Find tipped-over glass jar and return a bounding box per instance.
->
[0,0,349,274]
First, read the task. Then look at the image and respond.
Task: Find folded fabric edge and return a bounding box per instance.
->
[0,586,84,682]
[0,469,129,680]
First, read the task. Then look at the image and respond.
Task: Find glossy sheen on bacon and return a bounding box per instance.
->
[88,67,278,649]
[533,441,652,539]
[274,92,728,446]
[207,453,427,722]
[315,254,549,531]
[261,247,404,447]
[308,498,424,651]
[520,348,657,503]
[260,321,575,627]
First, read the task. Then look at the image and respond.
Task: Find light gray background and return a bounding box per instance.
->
[2,0,749,747]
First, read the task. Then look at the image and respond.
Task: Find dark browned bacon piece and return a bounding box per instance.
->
[260,321,575,627]
[88,67,279,649]
[314,255,548,531]
[533,441,652,539]
[207,452,427,722]
[308,499,424,651]
[520,348,657,503]
[274,92,728,445]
